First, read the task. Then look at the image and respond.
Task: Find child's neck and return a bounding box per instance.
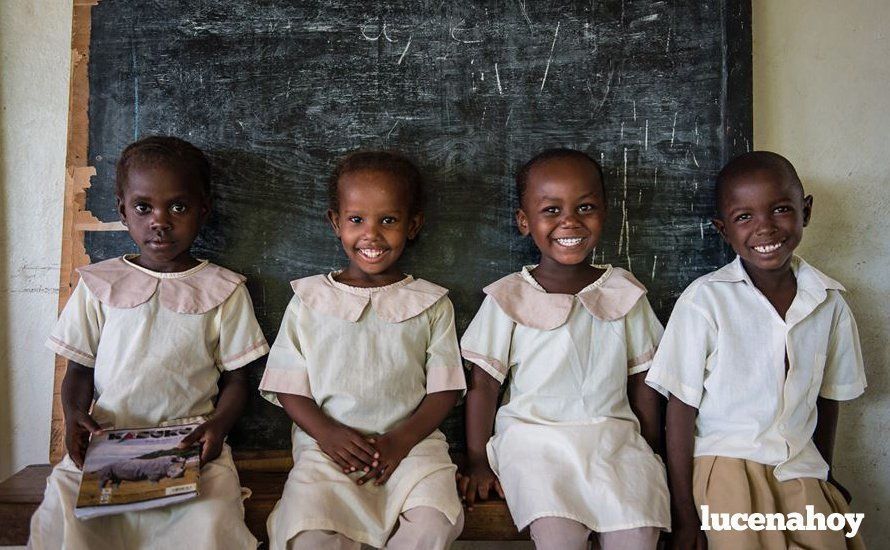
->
[335,264,407,288]
[531,256,606,295]
[131,254,200,274]
[741,259,797,320]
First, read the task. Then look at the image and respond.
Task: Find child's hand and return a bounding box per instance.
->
[457,461,504,510]
[357,431,412,486]
[64,410,103,469]
[316,423,380,474]
[670,514,708,550]
[178,419,226,464]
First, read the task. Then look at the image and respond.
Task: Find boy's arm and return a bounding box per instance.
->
[666,396,708,550]
[359,390,461,485]
[457,365,504,509]
[628,371,663,454]
[179,368,250,463]
[814,397,851,502]
[277,393,378,474]
[61,360,102,468]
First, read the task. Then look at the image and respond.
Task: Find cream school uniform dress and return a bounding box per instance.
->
[646,256,867,550]
[31,256,269,550]
[258,274,466,549]
[460,265,671,533]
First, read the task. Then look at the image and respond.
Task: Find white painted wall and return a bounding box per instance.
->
[0,0,72,480]
[753,0,890,544]
[0,0,886,547]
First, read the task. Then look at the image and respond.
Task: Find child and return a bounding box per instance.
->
[258,150,466,550]
[31,136,269,549]
[459,148,670,550]
[646,151,867,549]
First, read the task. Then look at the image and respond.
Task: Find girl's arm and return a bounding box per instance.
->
[628,371,663,454]
[457,365,504,509]
[814,397,851,502]
[666,396,708,550]
[358,390,461,485]
[61,361,102,468]
[179,368,250,463]
[277,393,379,474]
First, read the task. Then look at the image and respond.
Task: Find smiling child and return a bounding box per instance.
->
[459,148,670,550]
[258,150,466,550]
[646,151,867,549]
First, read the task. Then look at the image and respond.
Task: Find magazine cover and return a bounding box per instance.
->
[75,422,202,520]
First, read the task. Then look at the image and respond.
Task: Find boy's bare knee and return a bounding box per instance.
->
[529,516,592,550]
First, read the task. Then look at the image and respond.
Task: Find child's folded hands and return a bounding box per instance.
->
[457,461,504,510]
[315,422,380,474]
[357,430,413,486]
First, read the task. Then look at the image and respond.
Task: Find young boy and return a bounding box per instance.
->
[646,151,866,550]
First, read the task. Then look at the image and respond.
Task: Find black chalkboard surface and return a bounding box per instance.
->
[85,0,751,451]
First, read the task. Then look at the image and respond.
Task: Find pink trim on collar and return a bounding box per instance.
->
[77,256,246,314]
[483,265,647,330]
[290,273,448,323]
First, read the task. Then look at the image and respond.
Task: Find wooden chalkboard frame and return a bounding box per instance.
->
[51,0,752,465]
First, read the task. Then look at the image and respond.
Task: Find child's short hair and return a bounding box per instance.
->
[515,148,606,206]
[328,150,424,214]
[715,151,803,217]
[115,136,212,198]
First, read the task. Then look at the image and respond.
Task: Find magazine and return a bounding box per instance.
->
[75,421,202,520]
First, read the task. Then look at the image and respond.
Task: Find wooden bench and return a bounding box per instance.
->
[0,459,526,546]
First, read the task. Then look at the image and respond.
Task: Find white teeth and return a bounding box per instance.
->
[555,237,583,247]
[754,242,783,253]
[359,249,385,258]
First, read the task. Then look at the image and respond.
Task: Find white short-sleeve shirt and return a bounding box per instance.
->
[646,256,866,481]
[46,256,270,428]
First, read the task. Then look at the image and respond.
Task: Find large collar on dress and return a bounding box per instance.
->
[483,265,647,330]
[291,273,448,323]
[77,255,246,314]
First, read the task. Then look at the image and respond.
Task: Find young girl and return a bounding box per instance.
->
[459,148,670,550]
[258,150,466,550]
[646,151,866,549]
[31,136,269,549]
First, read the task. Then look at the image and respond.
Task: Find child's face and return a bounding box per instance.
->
[117,165,209,272]
[328,169,423,281]
[516,158,607,266]
[712,168,812,275]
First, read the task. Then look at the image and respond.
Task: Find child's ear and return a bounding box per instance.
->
[116,195,128,227]
[802,194,813,227]
[515,209,530,236]
[327,209,342,236]
[407,212,424,240]
[711,217,726,240]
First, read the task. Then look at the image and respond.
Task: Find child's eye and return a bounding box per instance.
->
[578,204,596,213]
[774,205,792,214]
[134,203,151,214]
[170,204,187,214]
[542,206,560,215]
[347,216,363,224]
[381,216,397,225]
[734,213,751,222]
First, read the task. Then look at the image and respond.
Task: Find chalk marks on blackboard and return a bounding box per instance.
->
[539,21,561,93]
[397,36,412,64]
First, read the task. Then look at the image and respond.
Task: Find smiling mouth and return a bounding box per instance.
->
[149,240,174,248]
[752,241,785,254]
[554,237,585,248]
[357,248,388,260]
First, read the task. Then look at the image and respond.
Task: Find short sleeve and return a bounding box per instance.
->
[624,297,664,375]
[46,279,104,367]
[424,297,467,394]
[819,304,867,400]
[645,298,716,407]
[258,295,312,406]
[459,295,516,384]
[216,284,270,371]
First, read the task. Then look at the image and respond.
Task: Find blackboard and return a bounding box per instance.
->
[85,0,751,452]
